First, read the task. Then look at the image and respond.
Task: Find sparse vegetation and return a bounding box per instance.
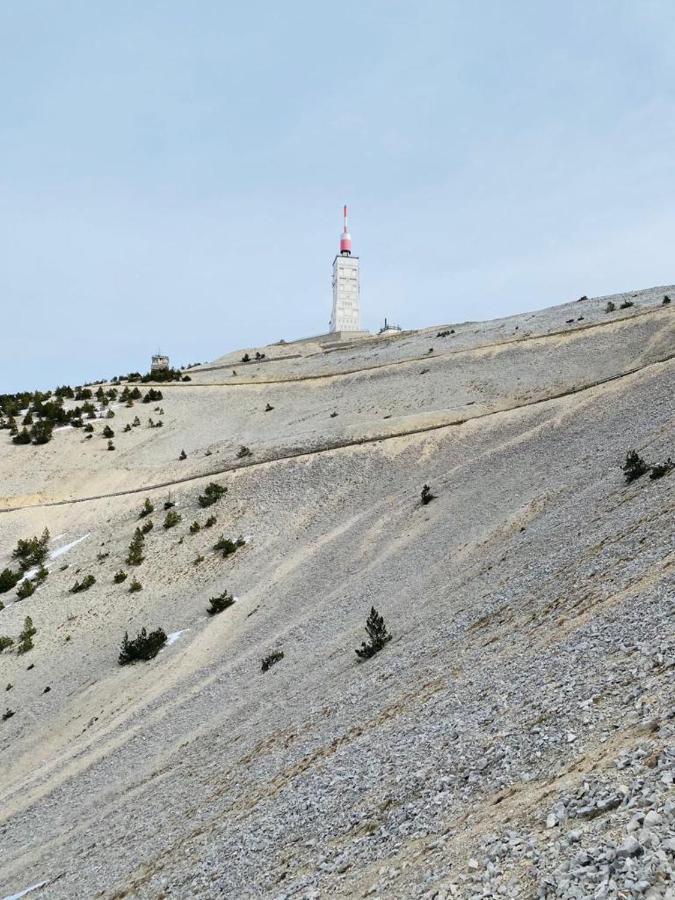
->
[261,650,284,673]
[0,568,21,594]
[70,574,96,593]
[193,554,204,565]
[16,579,36,600]
[198,482,227,508]
[649,458,674,480]
[127,529,145,566]
[12,528,50,570]
[17,616,37,655]
[623,450,648,484]
[118,627,167,665]
[139,498,154,518]
[213,535,246,558]
[164,510,181,529]
[421,484,435,505]
[207,590,235,615]
[355,607,391,660]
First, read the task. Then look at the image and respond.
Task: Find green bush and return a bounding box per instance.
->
[12,427,31,445]
[0,636,14,652]
[17,616,36,655]
[189,521,200,534]
[140,518,153,534]
[30,421,53,445]
[213,535,245,558]
[605,301,616,313]
[127,528,145,565]
[261,650,284,673]
[113,570,128,584]
[197,482,227,508]
[619,300,634,309]
[623,449,648,484]
[139,498,154,518]
[649,458,674,480]
[142,388,163,404]
[12,530,50,569]
[421,484,435,505]
[118,627,167,665]
[164,510,181,529]
[128,577,142,593]
[0,568,21,594]
[102,425,114,438]
[107,440,115,451]
[207,590,235,615]
[355,607,392,660]
[236,445,252,459]
[204,515,217,528]
[69,574,96,593]
[16,579,36,600]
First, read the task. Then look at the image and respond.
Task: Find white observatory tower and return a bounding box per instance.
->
[329,205,361,333]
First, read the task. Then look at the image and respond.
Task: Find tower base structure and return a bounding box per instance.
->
[330,253,361,333]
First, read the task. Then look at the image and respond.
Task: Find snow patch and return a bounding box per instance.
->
[50,533,91,560]
[2,881,49,900]
[166,629,188,647]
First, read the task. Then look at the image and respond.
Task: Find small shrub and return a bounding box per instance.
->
[13,528,50,570]
[207,590,235,615]
[330,411,338,418]
[164,510,181,529]
[355,607,392,660]
[204,515,217,528]
[193,554,204,565]
[189,521,201,534]
[128,577,142,593]
[123,423,132,432]
[70,574,96,593]
[127,528,145,565]
[102,425,114,438]
[0,636,14,652]
[264,403,274,412]
[198,482,227,508]
[663,295,671,305]
[12,427,31,445]
[0,568,21,595]
[241,353,250,362]
[261,650,284,673]
[649,458,674,480]
[113,570,128,584]
[16,579,36,600]
[605,301,616,313]
[179,449,187,460]
[2,709,15,722]
[163,498,175,510]
[421,484,435,505]
[83,423,94,433]
[142,388,163,404]
[619,300,634,309]
[17,616,37,655]
[107,440,115,451]
[237,445,252,459]
[139,498,154,518]
[118,627,167,665]
[213,535,245,558]
[140,518,153,534]
[132,415,141,426]
[623,450,648,484]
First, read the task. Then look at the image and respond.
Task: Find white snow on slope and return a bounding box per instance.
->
[50,533,91,560]
[166,629,189,646]
[2,881,49,900]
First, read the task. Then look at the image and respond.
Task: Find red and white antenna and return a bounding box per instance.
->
[339,204,352,255]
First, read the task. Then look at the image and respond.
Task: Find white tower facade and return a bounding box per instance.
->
[329,205,361,333]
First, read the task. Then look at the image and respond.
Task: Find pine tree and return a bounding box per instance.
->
[17,616,37,654]
[623,450,648,484]
[126,528,145,566]
[355,607,392,660]
[139,497,154,518]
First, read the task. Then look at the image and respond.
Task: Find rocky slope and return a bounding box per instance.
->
[0,286,673,899]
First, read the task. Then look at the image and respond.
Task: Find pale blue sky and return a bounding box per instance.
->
[2,1,674,391]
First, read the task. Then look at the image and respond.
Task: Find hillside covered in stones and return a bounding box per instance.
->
[0,286,673,899]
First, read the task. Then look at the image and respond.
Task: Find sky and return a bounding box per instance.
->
[1,0,675,392]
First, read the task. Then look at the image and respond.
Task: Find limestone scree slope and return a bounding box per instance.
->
[0,286,673,899]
